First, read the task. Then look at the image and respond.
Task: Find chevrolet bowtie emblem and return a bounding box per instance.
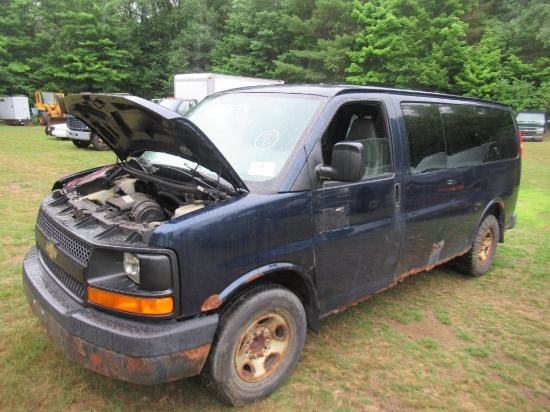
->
[45,242,58,261]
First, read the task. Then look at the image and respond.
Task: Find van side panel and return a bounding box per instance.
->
[395,100,520,276]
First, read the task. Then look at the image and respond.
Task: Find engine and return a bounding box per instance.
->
[61,164,212,233]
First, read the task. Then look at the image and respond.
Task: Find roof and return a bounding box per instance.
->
[221,84,511,108]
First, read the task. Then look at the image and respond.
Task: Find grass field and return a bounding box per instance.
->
[0,125,548,411]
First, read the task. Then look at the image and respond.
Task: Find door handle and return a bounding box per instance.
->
[394,183,401,211]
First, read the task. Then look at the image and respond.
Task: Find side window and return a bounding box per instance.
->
[322,102,392,181]
[403,103,518,174]
[440,105,487,168]
[402,103,446,173]
[483,108,519,161]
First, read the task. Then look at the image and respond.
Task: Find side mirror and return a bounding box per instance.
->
[316,141,365,183]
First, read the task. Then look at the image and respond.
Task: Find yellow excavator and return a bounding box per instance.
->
[34,91,66,126]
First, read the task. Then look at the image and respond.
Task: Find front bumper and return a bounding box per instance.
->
[68,129,92,141]
[520,131,544,141]
[22,247,218,385]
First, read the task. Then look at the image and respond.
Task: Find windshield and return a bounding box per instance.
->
[185,92,323,182]
[41,92,55,104]
[517,112,545,123]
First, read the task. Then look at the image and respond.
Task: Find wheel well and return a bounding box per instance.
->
[220,270,319,332]
[485,203,504,242]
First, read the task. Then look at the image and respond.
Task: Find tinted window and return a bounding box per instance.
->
[401,103,446,172]
[402,102,518,173]
[483,107,518,161]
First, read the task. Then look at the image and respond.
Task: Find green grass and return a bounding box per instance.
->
[1,125,549,411]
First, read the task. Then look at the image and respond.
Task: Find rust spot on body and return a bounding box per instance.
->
[89,352,102,367]
[201,294,223,311]
[245,273,264,284]
[327,248,471,316]
[65,332,211,384]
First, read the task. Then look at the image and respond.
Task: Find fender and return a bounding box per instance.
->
[200,262,320,332]
[478,198,505,242]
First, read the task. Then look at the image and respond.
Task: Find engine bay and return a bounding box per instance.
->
[58,160,233,238]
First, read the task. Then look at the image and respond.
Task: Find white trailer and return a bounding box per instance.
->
[0,96,31,125]
[174,73,284,101]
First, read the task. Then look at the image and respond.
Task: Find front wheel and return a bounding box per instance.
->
[456,215,500,277]
[39,111,49,126]
[202,283,306,406]
[92,135,109,151]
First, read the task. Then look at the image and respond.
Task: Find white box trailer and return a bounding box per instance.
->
[174,73,284,101]
[0,96,31,125]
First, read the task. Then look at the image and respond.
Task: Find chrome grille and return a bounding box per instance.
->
[40,250,86,299]
[66,115,90,131]
[37,212,92,266]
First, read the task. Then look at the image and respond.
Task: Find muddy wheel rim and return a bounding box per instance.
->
[478,228,494,264]
[234,312,290,383]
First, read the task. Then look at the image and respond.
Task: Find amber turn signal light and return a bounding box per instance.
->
[87,287,174,315]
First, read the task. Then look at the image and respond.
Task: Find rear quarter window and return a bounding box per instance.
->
[402,102,518,174]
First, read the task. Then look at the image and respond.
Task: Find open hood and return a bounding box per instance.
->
[60,94,248,193]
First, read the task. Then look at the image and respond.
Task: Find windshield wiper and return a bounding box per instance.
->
[125,157,158,175]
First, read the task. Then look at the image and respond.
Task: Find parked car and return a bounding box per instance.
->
[66,114,109,150]
[45,122,68,139]
[23,87,520,406]
[157,97,198,115]
[516,111,547,141]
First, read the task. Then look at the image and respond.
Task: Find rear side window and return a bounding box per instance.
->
[401,104,446,172]
[402,103,518,173]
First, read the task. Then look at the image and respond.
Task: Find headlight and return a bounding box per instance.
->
[123,252,140,284]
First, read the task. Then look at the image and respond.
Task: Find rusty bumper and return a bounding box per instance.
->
[22,247,218,385]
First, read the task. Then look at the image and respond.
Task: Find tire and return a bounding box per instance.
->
[456,215,500,277]
[39,111,49,126]
[92,134,109,151]
[72,140,90,148]
[202,283,307,406]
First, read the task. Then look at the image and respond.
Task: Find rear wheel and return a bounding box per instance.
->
[202,283,306,406]
[72,140,90,148]
[456,215,499,277]
[92,135,109,151]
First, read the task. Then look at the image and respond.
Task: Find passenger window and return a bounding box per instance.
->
[483,108,519,161]
[441,105,488,168]
[322,102,392,181]
[402,103,446,173]
[403,103,518,173]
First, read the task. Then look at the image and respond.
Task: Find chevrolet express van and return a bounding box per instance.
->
[23,86,521,405]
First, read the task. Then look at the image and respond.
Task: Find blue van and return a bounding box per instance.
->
[23,86,520,405]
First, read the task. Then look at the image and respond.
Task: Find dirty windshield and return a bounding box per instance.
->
[185,93,323,182]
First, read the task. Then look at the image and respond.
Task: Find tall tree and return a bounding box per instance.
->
[347,0,474,92]
[211,0,295,77]
[454,29,504,99]
[0,0,40,95]
[455,29,549,112]
[24,0,131,94]
[166,0,222,77]
[272,0,359,83]
[489,0,550,62]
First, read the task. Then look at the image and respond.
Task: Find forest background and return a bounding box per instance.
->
[1,0,549,113]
